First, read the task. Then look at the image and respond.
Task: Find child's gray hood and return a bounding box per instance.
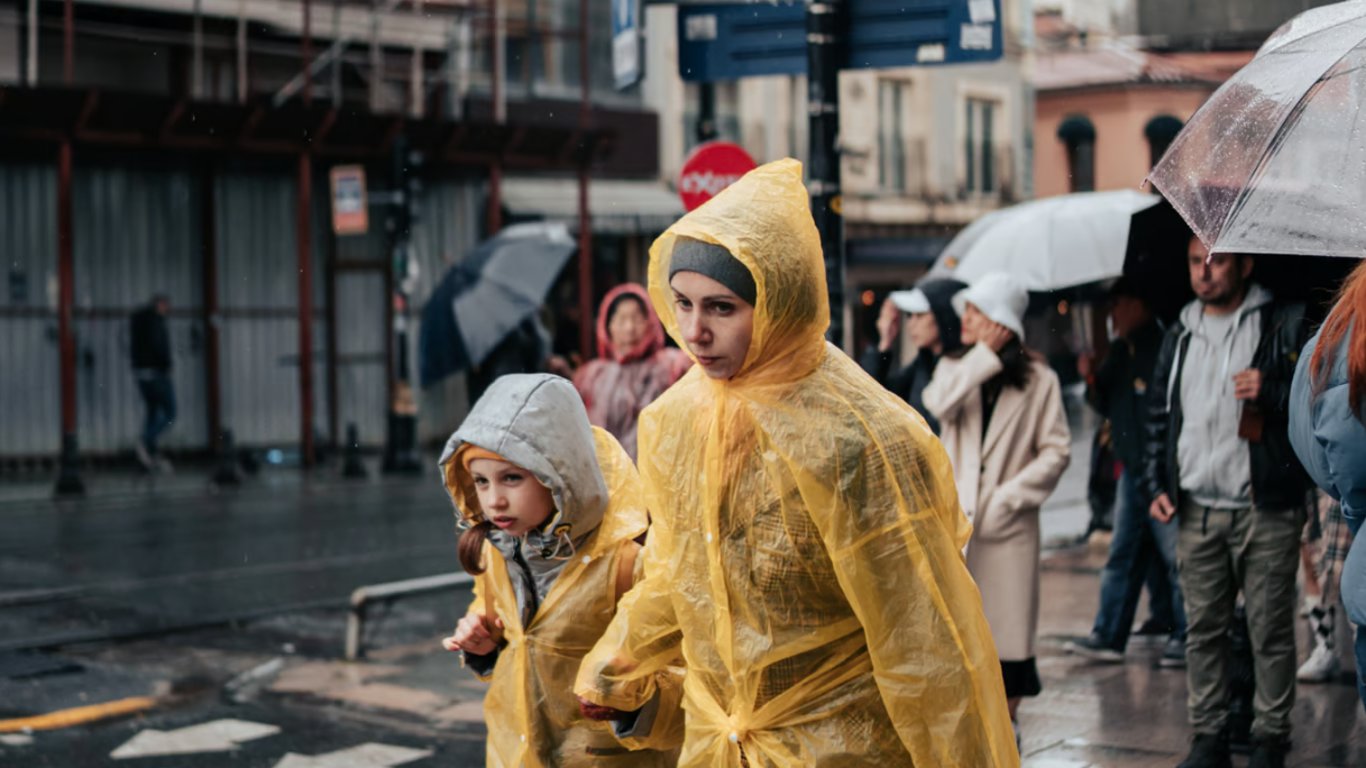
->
[439,373,609,543]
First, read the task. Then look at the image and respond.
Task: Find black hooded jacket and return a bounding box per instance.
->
[860,278,966,435]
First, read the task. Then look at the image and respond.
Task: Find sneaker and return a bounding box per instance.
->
[1159,636,1187,668]
[1063,634,1124,663]
[1247,736,1290,768]
[1132,618,1174,646]
[133,439,155,470]
[1176,732,1231,768]
[1296,640,1339,683]
[1299,593,1322,618]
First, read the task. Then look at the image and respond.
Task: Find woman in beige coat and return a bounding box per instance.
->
[922,272,1071,733]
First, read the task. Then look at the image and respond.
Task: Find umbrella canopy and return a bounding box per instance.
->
[926,190,1161,292]
[1147,0,1366,258]
[418,222,576,387]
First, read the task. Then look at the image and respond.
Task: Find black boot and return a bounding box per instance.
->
[1176,732,1231,768]
[1247,736,1290,768]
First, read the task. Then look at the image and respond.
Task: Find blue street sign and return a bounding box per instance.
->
[677,0,1002,82]
[613,0,643,89]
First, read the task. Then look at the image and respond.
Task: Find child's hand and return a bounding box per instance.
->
[443,614,504,656]
[577,696,633,721]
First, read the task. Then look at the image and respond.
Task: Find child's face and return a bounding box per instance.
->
[468,458,556,537]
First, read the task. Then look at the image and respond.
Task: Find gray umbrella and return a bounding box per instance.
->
[452,222,577,367]
[419,222,576,387]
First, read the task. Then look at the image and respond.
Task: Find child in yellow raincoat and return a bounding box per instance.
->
[573,159,1018,767]
[439,373,681,767]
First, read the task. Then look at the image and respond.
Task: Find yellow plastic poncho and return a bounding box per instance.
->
[574,159,1017,767]
[441,375,683,767]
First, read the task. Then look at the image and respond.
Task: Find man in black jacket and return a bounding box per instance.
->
[130,295,175,470]
[1145,237,1310,768]
[1066,279,1186,666]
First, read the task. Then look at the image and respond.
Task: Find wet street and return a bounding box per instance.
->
[1,439,1362,767]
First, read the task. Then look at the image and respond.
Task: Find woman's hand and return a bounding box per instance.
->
[442,614,504,656]
[979,321,1015,353]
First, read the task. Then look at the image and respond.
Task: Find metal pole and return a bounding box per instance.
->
[202,166,222,451]
[696,83,717,144]
[26,0,36,86]
[576,0,592,359]
[806,0,845,349]
[237,1,248,103]
[54,139,83,496]
[302,0,313,106]
[63,0,73,84]
[193,0,203,98]
[297,152,316,468]
[492,0,505,123]
[370,0,382,112]
[332,0,343,106]
[486,0,505,236]
[325,225,340,449]
[410,0,423,117]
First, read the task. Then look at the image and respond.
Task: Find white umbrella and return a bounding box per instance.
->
[926,190,1162,292]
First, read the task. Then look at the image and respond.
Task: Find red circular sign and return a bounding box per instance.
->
[678,142,758,212]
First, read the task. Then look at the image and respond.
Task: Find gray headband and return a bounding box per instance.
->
[668,238,757,306]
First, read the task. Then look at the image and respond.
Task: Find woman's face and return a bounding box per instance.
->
[959,304,987,345]
[468,458,556,537]
[607,297,649,356]
[669,271,755,380]
[906,311,941,352]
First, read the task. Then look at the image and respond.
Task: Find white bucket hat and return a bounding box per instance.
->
[888,288,931,315]
[951,272,1028,342]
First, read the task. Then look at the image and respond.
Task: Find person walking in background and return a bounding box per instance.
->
[922,271,1071,741]
[1066,278,1187,667]
[572,284,692,459]
[1290,259,1366,713]
[1146,236,1310,768]
[860,277,967,434]
[129,294,175,472]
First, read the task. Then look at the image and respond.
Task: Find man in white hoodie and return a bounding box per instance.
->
[1144,236,1311,768]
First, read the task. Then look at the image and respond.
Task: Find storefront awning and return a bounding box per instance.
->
[502,177,685,236]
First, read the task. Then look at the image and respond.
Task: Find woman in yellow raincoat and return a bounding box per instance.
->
[574,159,1017,767]
[439,373,682,767]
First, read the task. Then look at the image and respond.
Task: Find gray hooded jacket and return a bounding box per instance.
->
[439,374,609,628]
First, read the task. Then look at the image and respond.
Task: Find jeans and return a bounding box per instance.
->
[1091,469,1187,650]
[137,372,176,453]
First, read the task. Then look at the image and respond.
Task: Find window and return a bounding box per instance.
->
[1058,114,1096,192]
[965,97,998,195]
[1144,115,1184,169]
[877,80,911,191]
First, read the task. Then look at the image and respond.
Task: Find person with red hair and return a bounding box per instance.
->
[1290,259,1366,713]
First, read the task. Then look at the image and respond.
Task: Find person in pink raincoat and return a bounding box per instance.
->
[572,284,692,459]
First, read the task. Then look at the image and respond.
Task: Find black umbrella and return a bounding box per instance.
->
[419,222,576,387]
[1124,198,1353,326]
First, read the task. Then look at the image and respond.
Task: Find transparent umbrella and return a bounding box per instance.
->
[1147,0,1366,258]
